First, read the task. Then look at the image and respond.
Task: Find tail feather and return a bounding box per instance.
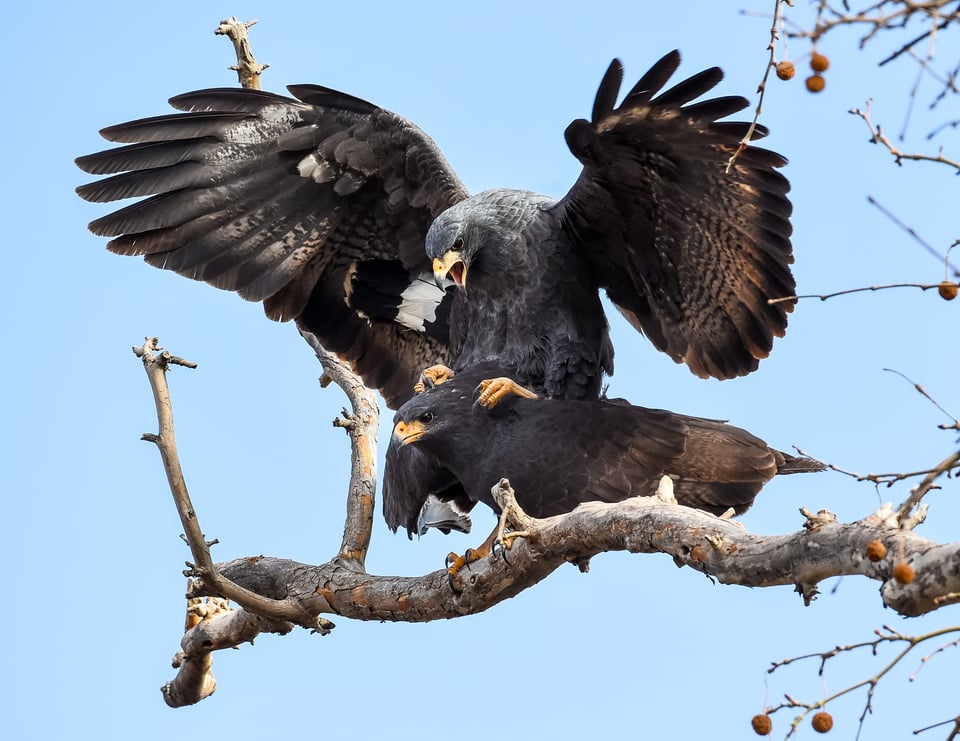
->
[776,451,827,475]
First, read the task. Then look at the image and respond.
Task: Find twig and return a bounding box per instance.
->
[867,196,960,277]
[726,0,791,172]
[768,282,949,303]
[826,458,954,488]
[878,11,955,67]
[896,449,960,524]
[850,99,960,172]
[214,17,269,89]
[785,1,960,141]
[883,368,959,426]
[913,715,960,738]
[765,624,960,740]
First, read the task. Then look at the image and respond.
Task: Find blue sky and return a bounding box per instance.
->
[6,1,958,738]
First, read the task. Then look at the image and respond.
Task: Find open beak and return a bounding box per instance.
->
[433,251,467,288]
[391,419,426,450]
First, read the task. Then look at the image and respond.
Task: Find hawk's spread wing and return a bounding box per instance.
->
[76,85,469,407]
[558,51,794,379]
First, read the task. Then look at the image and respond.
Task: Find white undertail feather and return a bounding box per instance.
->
[417,494,472,535]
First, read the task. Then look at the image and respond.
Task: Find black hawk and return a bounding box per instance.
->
[388,364,824,536]
[76,50,794,409]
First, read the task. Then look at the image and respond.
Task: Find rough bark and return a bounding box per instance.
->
[210,496,960,623]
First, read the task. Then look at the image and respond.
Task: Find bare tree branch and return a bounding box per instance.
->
[160,591,295,707]
[726,0,792,172]
[850,99,960,171]
[897,449,960,524]
[214,17,269,89]
[867,196,960,278]
[763,624,960,739]
[300,330,379,571]
[135,337,335,706]
[768,281,955,303]
[207,496,960,621]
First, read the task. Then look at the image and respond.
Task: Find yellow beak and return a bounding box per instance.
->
[392,419,427,447]
[433,251,467,288]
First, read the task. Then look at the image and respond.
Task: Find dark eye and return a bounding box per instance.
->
[419,411,435,424]
[453,237,463,250]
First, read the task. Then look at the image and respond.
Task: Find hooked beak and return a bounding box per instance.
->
[433,251,467,288]
[391,419,427,451]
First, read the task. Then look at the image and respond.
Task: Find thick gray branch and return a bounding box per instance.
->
[210,496,960,623]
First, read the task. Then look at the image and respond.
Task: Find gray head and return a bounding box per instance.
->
[426,189,553,288]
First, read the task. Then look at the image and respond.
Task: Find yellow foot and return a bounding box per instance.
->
[475,377,538,409]
[414,364,456,394]
[445,481,534,592]
[445,528,499,592]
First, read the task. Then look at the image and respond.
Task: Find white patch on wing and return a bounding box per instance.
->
[395,273,452,332]
[297,153,337,183]
[227,105,305,143]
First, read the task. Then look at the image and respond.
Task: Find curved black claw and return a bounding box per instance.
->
[496,539,512,566]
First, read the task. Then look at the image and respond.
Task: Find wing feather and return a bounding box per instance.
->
[559,52,794,379]
[77,85,469,407]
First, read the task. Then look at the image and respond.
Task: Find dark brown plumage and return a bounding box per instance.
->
[77,51,794,409]
[387,364,823,536]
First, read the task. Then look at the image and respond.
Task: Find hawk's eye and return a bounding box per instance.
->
[453,237,463,250]
[419,411,435,424]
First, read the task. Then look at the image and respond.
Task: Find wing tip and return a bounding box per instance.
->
[591,59,625,123]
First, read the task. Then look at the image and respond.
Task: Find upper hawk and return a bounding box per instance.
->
[77,50,794,410]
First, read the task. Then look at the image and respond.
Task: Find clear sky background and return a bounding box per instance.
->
[6,1,958,739]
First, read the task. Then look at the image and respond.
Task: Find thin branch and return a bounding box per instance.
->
[867,196,960,277]
[135,338,322,625]
[768,281,951,303]
[897,449,960,524]
[788,0,960,57]
[878,10,956,66]
[300,331,379,571]
[883,368,959,427]
[135,338,336,707]
[214,17,269,89]
[785,1,960,145]
[913,715,960,738]
[764,624,960,739]
[726,0,791,172]
[825,457,952,488]
[850,99,960,171]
